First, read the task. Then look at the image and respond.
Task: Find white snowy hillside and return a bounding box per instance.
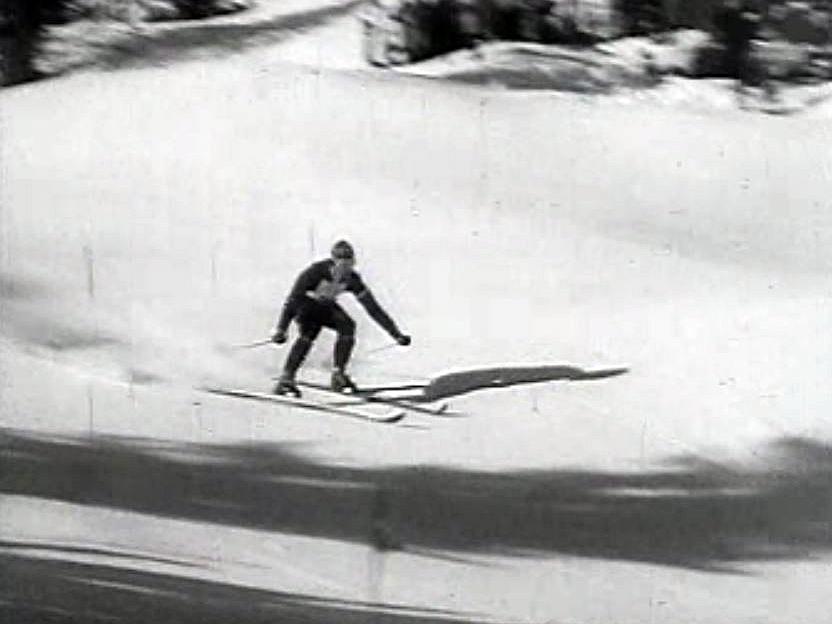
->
[2,1,832,623]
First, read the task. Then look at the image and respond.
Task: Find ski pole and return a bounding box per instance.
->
[230,339,272,350]
[365,342,398,355]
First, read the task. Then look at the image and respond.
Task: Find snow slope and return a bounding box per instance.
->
[2,5,832,623]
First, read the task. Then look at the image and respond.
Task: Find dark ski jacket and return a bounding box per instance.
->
[276,259,403,338]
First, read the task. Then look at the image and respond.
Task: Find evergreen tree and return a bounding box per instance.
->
[0,0,66,86]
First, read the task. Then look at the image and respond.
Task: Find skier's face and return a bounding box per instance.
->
[331,257,355,282]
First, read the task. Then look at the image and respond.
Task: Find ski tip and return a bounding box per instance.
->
[383,411,407,424]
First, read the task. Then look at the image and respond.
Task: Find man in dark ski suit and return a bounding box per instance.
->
[271,240,411,397]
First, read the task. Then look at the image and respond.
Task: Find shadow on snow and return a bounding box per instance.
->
[2,428,832,575]
[419,365,629,401]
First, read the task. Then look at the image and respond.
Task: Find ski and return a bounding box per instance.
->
[200,387,406,424]
[296,381,448,416]
[271,376,428,394]
[349,381,429,393]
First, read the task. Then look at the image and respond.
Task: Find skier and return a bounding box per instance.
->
[270,240,411,397]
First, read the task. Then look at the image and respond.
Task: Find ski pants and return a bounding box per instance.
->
[284,298,356,375]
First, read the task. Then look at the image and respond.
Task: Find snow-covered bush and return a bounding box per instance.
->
[61,0,251,22]
[0,0,252,86]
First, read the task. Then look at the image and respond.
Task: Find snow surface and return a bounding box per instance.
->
[2,2,832,622]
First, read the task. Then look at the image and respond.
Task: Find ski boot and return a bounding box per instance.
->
[331,369,358,394]
[273,375,301,398]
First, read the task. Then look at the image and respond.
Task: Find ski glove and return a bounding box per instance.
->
[395,334,411,347]
[271,329,288,345]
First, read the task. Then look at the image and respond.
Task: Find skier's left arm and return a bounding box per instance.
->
[353,279,410,345]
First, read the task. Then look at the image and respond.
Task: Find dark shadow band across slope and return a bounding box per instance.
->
[3,429,832,573]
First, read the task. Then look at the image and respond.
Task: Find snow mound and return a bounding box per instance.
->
[401,41,656,93]
[398,35,832,116]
